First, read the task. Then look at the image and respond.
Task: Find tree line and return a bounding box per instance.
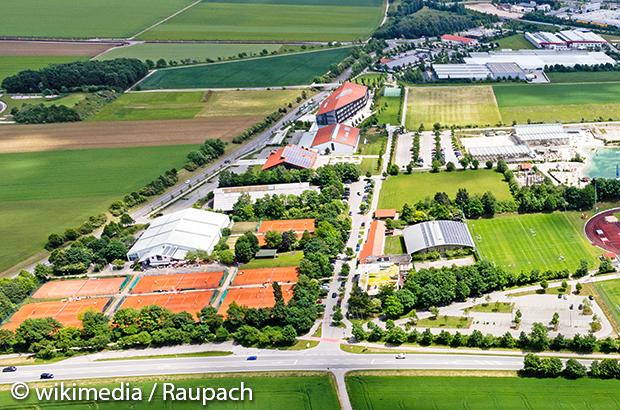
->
[522,354,620,380]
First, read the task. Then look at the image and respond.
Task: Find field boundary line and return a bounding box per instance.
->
[129,0,202,40]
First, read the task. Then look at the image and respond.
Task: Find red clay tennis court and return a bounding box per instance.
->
[257,218,315,234]
[218,284,294,315]
[120,290,215,317]
[231,266,298,286]
[32,277,126,299]
[3,298,110,330]
[131,271,224,294]
[585,208,620,254]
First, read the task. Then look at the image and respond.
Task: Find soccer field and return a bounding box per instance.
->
[468,212,600,272]
[139,48,352,89]
[546,71,620,83]
[0,145,195,273]
[406,86,501,129]
[0,374,339,409]
[378,170,512,210]
[138,0,384,42]
[0,0,193,38]
[347,375,620,410]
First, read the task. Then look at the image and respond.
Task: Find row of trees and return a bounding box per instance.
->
[184,139,226,171]
[523,354,620,380]
[12,104,80,124]
[2,59,148,93]
[0,272,39,323]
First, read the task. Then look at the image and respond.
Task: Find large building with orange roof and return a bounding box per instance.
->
[262,144,318,171]
[316,82,369,126]
[359,220,386,264]
[301,123,360,155]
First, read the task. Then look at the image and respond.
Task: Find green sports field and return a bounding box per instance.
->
[469,212,600,272]
[496,34,536,50]
[546,71,620,83]
[91,90,301,121]
[378,170,512,209]
[0,55,87,84]
[0,145,196,273]
[347,375,620,410]
[0,374,339,409]
[97,43,284,62]
[593,279,620,330]
[406,86,501,129]
[138,0,384,42]
[0,0,193,38]
[139,48,352,89]
[376,95,402,125]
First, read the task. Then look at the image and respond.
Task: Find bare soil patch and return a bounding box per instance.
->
[0,117,261,153]
[0,40,118,56]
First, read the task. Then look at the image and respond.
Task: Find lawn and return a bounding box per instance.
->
[241,251,304,269]
[416,315,471,328]
[468,212,601,272]
[139,47,352,89]
[493,82,620,123]
[467,302,514,313]
[0,0,193,38]
[546,71,620,83]
[0,55,87,84]
[0,374,340,409]
[593,279,620,331]
[1,93,88,116]
[496,34,536,50]
[92,90,302,121]
[378,170,512,209]
[384,236,406,254]
[357,129,387,156]
[358,158,382,176]
[138,0,384,42]
[375,95,402,125]
[97,43,283,62]
[0,145,196,273]
[406,85,501,129]
[347,375,620,410]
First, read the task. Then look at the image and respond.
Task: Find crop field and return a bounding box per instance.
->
[406,86,501,129]
[0,40,114,56]
[0,0,194,38]
[378,170,512,209]
[496,34,536,49]
[0,55,87,84]
[493,82,620,123]
[469,212,600,272]
[139,47,352,89]
[138,0,384,42]
[547,71,620,83]
[0,145,195,273]
[347,375,620,410]
[97,43,283,62]
[0,374,340,409]
[0,118,256,154]
[593,279,620,330]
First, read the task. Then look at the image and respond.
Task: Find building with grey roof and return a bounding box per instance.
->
[486,62,527,80]
[213,182,320,212]
[513,124,570,146]
[402,221,475,254]
[433,64,491,80]
[465,50,615,70]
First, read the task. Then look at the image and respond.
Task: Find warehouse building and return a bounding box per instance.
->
[525,32,569,49]
[513,124,571,146]
[262,144,317,171]
[316,82,369,126]
[440,34,478,45]
[433,62,525,81]
[127,209,230,266]
[464,50,615,70]
[525,29,607,49]
[403,220,475,255]
[213,182,320,212]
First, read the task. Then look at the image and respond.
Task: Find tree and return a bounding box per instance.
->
[471,159,479,170]
[352,323,366,341]
[496,159,508,173]
[383,295,404,319]
[528,322,550,351]
[540,279,548,293]
[385,326,407,345]
[45,233,65,250]
[234,232,259,263]
[575,282,583,294]
[590,358,620,379]
[550,312,559,331]
[264,231,283,249]
[481,192,497,216]
[431,159,441,173]
[485,160,493,169]
[332,307,344,326]
[459,157,470,170]
[429,306,439,320]
[446,161,456,172]
[573,259,589,278]
[599,257,615,274]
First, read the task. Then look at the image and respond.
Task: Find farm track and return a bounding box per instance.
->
[0,116,262,153]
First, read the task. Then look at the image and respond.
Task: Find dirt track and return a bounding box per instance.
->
[0,40,118,56]
[0,117,261,153]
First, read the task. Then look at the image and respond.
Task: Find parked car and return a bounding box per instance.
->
[40,373,54,379]
[2,366,16,373]
[331,292,338,299]
[246,356,257,361]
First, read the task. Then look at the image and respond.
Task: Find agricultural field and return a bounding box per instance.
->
[0,374,340,409]
[468,212,600,272]
[0,0,194,38]
[92,90,302,122]
[592,278,620,330]
[406,86,501,129]
[378,170,512,209]
[496,34,536,49]
[0,55,87,84]
[347,374,620,410]
[493,82,620,123]
[138,0,385,42]
[546,71,620,83]
[0,93,88,117]
[0,40,115,57]
[139,47,352,89]
[0,145,196,273]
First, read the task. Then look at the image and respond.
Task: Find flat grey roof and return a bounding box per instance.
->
[403,220,475,254]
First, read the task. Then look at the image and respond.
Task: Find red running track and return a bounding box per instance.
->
[585,208,620,254]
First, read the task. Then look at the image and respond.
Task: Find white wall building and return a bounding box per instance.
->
[213,182,320,212]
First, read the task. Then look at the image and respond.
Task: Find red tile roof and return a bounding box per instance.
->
[359,220,386,263]
[262,144,317,170]
[441,34,475,44]
[312,124,359,148]
[603,252,617,259]
[374,209,397,219]
[317,82,368,115]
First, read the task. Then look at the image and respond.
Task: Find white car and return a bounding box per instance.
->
[396,353,406,359]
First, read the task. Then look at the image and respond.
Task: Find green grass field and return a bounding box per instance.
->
[97,43,283,62]
[92,90,302,121]
[493,82,620,123]
[347,375,620,410]
[384,236,405,254]
[139,47,352,89]
[546,71,620,83]
[0,374,339,409]
[0,0,193,38]
[1,93,88,116]
[406,86,501,129]
[496,34,536,50]
[469,212,600,272]
[0,56,87,84]
[241,251,304,269]
[358,158,382,176]
[138,0,384,42]
[593,279,620,330]
[376,95,402,125]
[0,145,196,273]
[357,130,387,156]
[378,170,511,209]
